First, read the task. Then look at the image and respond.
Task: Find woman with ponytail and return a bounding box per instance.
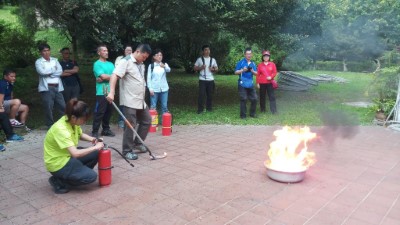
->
[43,99,104,194]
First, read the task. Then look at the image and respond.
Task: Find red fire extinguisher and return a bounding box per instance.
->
[98,147,113,186]
[162,112,172,136]
[149,109,158,133]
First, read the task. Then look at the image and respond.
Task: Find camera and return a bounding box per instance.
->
[247,66,252,71]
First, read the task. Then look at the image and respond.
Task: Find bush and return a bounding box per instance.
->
[0,20,36,68]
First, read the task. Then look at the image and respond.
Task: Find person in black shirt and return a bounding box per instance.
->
[59,47,82,103]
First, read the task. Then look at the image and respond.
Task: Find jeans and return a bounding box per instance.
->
[122,107,151,153]
[238,85,257,118]
[150,91,169,114]
[198,80,214,112]
[92,96,113,134]
[259,83,277,113]
[62,85,80,104]
[50,150,98,186]
[40,86,66,127]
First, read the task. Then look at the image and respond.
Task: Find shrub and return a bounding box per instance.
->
[0,20,36,68]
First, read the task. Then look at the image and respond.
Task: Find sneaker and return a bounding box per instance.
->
[101,129,115,137]
[10,119,24,128]
[134,144,148,153]
[6,134,24,143]
[124,151,138,160]
[118,120,125,128]
[0,144,5,152]
[48,176,69,194]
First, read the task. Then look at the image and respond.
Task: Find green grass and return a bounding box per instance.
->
[0,6,18,24]
[35,28,70,54]
[14,66,375,129]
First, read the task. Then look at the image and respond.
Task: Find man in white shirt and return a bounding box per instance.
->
[193,45,218,114]
[35,43,65,128]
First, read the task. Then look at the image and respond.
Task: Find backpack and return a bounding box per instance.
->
[201,56,213,79]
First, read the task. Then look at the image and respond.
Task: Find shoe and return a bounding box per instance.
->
[197,111,203,114]
[124,152,138,160]
[0,144,5,152]
[118,120,125,128]
[101,130,115,137]
[134,144,148,153]
[6,134,24,143]
[10,119,24,128]
[48,176,69,194]
[250,115,257,118]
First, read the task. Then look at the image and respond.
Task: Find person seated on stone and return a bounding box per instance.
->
[0,69,30,128]
[44,99,104,194]
[0,110,24,152]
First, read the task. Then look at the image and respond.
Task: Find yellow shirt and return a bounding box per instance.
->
[43,115,82,172]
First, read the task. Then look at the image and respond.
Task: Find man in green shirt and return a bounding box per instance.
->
[92,44,115,138]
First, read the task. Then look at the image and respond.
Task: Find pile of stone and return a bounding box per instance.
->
[311,74,348,83]
[277,71,318,91]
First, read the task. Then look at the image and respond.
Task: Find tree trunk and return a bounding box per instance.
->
[72,36,78,61]
[373,58,381,74]
[342,58,348,72]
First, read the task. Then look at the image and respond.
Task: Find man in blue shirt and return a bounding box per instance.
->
[234,47,258,119]
[0,69,30,128]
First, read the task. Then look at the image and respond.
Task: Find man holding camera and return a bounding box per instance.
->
[234,47,258,119]
[193,45,218,114]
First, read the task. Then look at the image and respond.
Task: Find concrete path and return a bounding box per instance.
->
[0,125,399,225]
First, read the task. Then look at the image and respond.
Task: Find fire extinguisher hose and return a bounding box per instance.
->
[103,85,167,160]
[108,146,135,167]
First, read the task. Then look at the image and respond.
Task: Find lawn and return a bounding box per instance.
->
[13,65,375,129]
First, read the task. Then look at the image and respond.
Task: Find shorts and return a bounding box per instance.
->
[3,100,20,116]
[3,100,12,113]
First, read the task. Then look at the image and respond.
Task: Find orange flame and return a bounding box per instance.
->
[265,126,316,172]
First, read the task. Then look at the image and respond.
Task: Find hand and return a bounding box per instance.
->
[94,142,104,150]
[160,62,165,68]
[96,77,103,82]
[106,93,114,103]
[202,64,206,69]
[149,90,154,96]
[267,76,272,80]
[257,83,260,89]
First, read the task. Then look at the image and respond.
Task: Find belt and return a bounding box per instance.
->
[48,83,59,87]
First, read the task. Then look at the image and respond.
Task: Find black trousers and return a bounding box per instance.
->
[238,85,257,118]
[259,83,277,113]
[92,95,113,134]
[51,150,98,186]
[0,112,14,138]
[198,80,215,113]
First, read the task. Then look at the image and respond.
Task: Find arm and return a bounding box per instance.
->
[193,58,205,72]
[63,66,79,75]
[67,141,103,158]
[35,60,51,77]
[49,60,63,78]
[106,73,119,102]
[147,65,153,92]
[164,63,171,73]
[0,93,4,113]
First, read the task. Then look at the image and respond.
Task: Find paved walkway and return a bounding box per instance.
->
[0,125,399,225]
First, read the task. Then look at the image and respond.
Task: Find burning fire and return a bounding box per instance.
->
[265,126,316,172]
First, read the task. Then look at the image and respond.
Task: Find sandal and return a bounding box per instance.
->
[124,152,138,160]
